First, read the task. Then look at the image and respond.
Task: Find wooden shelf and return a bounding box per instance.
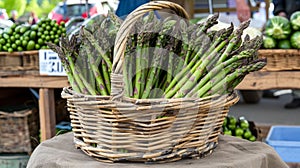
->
[237,71,300,90]
[0,76,68,88]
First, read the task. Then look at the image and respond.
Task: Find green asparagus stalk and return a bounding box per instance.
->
[82,28,113,70]
[197,13,219,35]
[166,22,248,98]
[216,20,250,65]
[101,59,111,94]
[165,34,232,98]
[47,42,80,93]
[142,19,177,99]
[186,49,256,97]
[82,43,108,95]
[203,60,266,97]
[194,62,240,98]
[124,34,137,97]
[165,24,234,94]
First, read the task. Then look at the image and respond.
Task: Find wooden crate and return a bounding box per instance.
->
[0,51,39,76]
[258,49,300,71]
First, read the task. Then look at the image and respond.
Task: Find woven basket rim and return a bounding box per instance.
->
[62,87,239,104]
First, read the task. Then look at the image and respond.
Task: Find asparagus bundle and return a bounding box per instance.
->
[48,12,266,99]
[48,12,121,95]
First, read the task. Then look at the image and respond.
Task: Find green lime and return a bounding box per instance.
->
[24,36,30,41]
[35,44,41,50]
[14,34,20,40]
[7,48,13,53]
[11,43,17,49]
[235,127,244,136]
[45,36,51,41]
[37,32,42,37]
[249,135,256,142]
[56,30,62,35]
[228,124,236,131]
[22,40,28,47]
[240,120,250,129]
[243,129,252,139]
[15,40,21,46]
[17,46,23,51]
[10,36,15,42]
[46,25,51,31]
[38,38,44,45]
[54,39,59,44]
[30,31,37,39]
[26,40,35,51]
[0,39,5,45]
[229,116,237,125]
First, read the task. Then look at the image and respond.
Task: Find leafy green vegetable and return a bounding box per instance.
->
[278,39,291,49]
[263,36,276,49]
[265,16,291,40]
[290,11,300,31]
[290,31,300,49]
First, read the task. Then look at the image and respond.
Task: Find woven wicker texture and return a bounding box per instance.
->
[0,108,39,154]
[0,50,39,71]
[62,1,239,163]
[259,49,300,71]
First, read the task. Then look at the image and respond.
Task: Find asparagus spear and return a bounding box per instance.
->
[124,34,136,97]
[47,42,80,93]
[194,62,240,98]
[85,48,108,95]
[186,49,257,97]
[165,24,234,94]
[216,20,250,65]
[82,29,113,70]
[165,32,232,98]
[166,22,250,98]
[142,19,177,99]
[203,60,267,97]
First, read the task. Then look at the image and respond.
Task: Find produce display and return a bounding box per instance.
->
[263,11,300,49]
[49,12,266,98]
[222,115,257,141]
[0,18,66,52]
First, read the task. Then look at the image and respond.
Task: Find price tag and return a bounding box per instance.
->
[39,49,67,76]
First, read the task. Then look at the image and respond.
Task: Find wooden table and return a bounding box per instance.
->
[0,75,69,141]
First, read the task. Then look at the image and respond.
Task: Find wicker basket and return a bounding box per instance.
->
[258,49,300,71]
[0,50,39,76]
[0,108,39,154]
[62,1,239,163]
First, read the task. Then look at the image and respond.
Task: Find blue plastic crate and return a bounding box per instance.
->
[266,125,300,163]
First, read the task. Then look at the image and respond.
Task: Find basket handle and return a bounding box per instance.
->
[111,1,189,99]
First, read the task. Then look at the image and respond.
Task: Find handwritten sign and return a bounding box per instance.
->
[39,49,66,76]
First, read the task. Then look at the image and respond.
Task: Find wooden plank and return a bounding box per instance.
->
[0,76,69,88]
[39,88,56,141]
[237,71,300,90]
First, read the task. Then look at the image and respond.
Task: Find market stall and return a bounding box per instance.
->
[0,18,67,143]
[1,0,298,167]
